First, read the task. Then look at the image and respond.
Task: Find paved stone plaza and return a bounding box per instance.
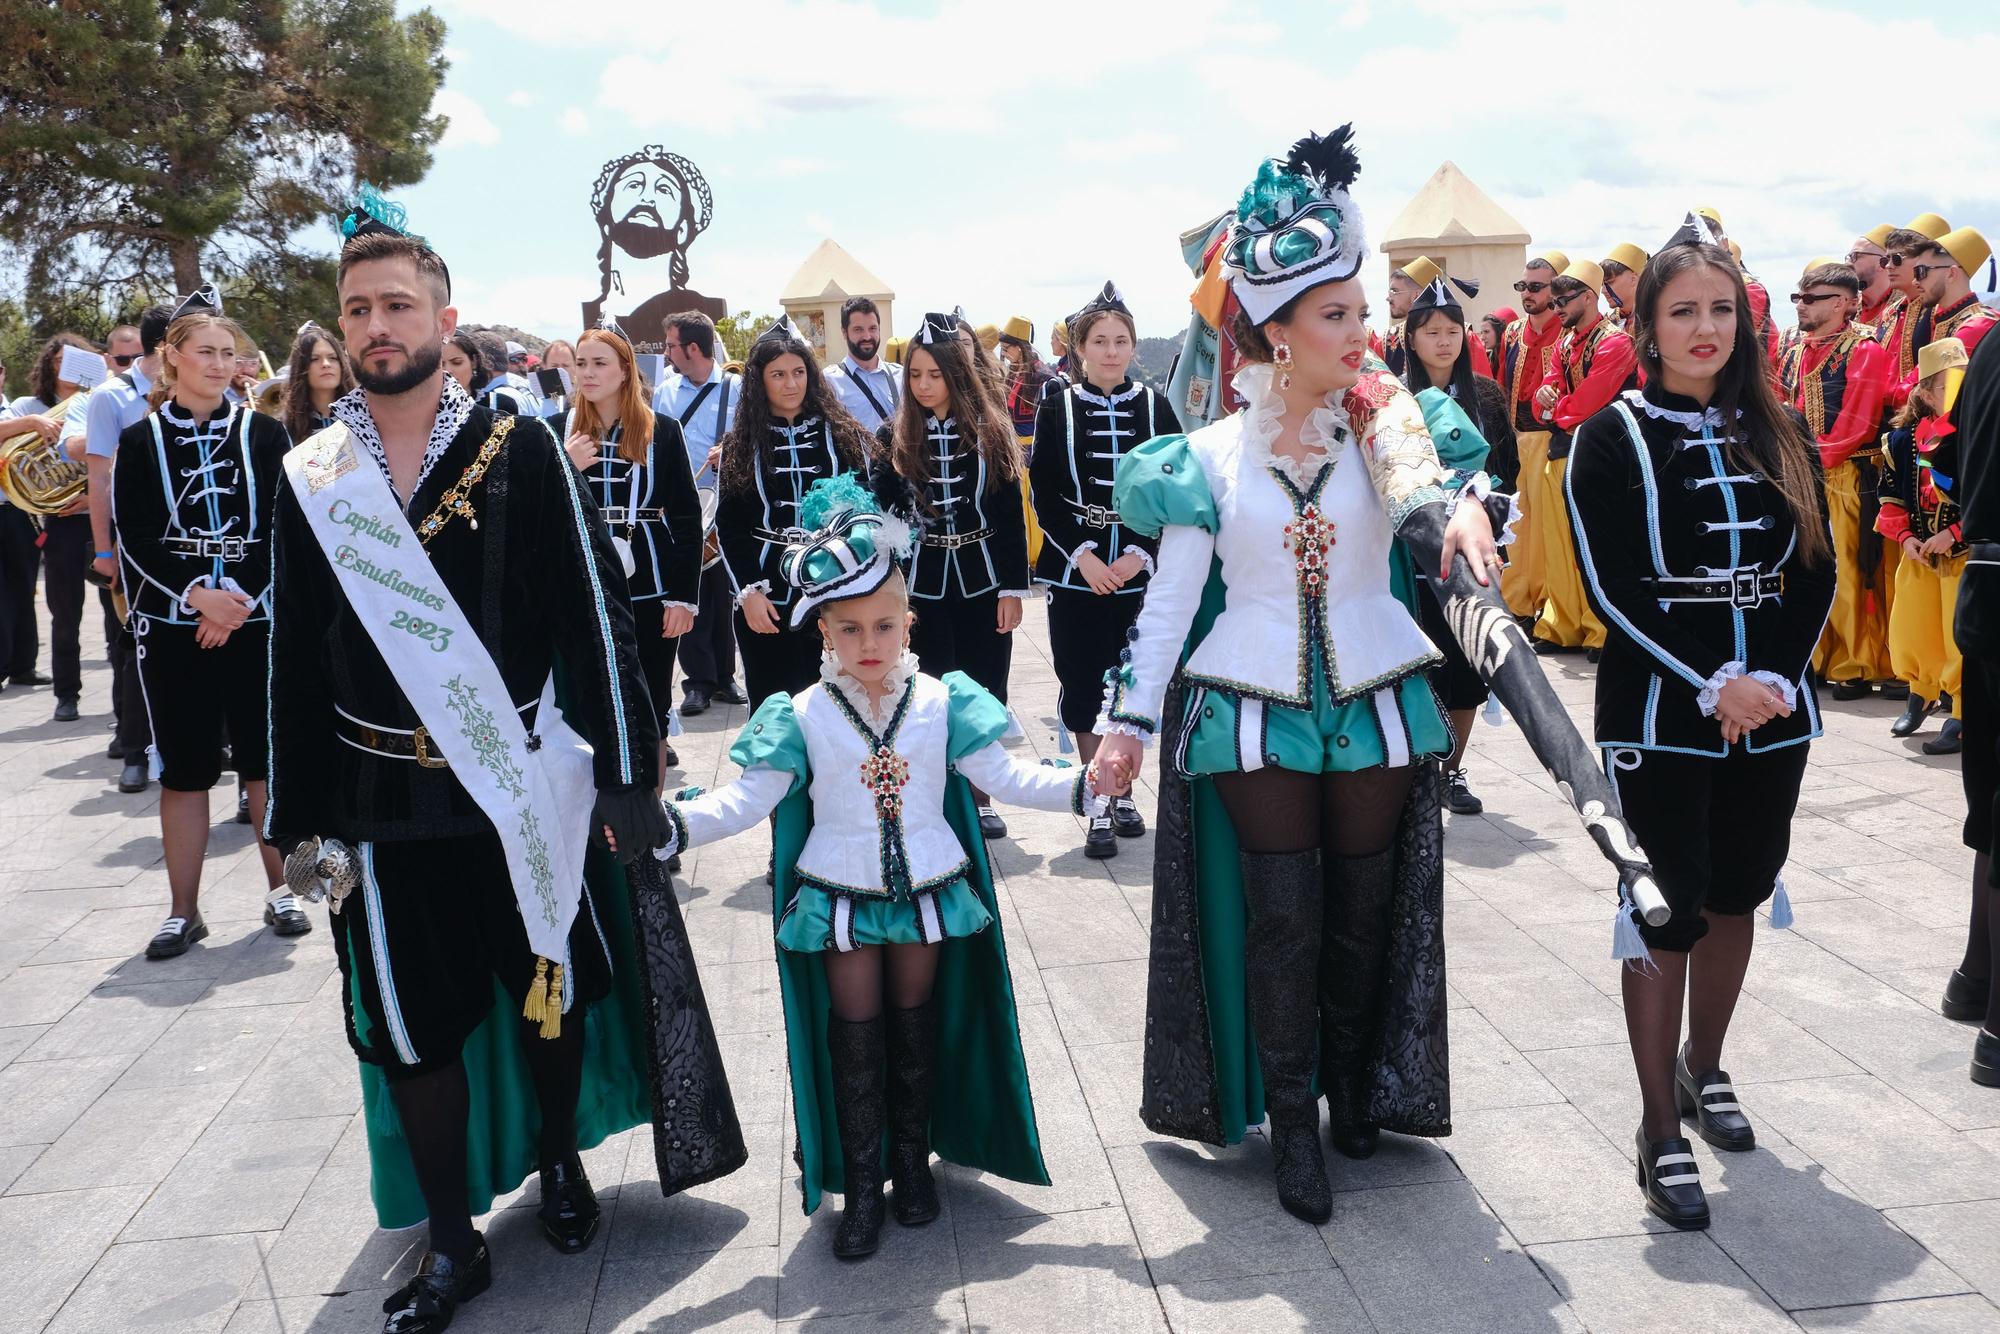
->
[0,596,1996,1332]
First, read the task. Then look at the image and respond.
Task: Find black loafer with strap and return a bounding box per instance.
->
[1110,796,1145,837]
[381,1235,491,1333]
[1675,1048,1755,1152]
[536,1155,601,1253]
[146,913,207,960]
[1636,1131,1710,1230]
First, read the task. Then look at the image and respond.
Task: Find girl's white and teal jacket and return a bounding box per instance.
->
[659,652,1096,952]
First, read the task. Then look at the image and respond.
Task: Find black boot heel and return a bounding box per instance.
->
[1636,1131,1710,1230]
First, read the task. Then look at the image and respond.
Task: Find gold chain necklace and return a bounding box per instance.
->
[417,417,513,545]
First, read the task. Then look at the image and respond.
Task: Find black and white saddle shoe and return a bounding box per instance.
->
[1636,1130,1710,1230]
[263,894,313,937]
[1110,795,1145,837]
[1943,969,1989,1023]
[1083,812,1117,859]
[381,1235,491,1333]
[977,806,1008,840]
[1675,1048,1755,1152]
[146,913,207,960]
[537,1155,601,1253]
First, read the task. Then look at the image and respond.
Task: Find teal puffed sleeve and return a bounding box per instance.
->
[1111,433,1218,539]
[1415,388,1492,475]
[943,671,1012,763]
[729,692,811,780]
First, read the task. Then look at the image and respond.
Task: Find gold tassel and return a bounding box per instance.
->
[522,956,549,1025]
[539,963,564,1040]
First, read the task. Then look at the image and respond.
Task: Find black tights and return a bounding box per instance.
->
[1212,764,1415,858]
[823,942,941,1022]
[1962,851,2000,1031]
[388,1013,588,1262]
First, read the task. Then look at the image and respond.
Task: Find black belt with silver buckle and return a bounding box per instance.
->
[1642,571,1784,608]
[1067,501,1122,528]
[601,507,665,525]
[164,535,255,561]
[335,700,537,770]
[921,527,992,550]
[753,526,809,545]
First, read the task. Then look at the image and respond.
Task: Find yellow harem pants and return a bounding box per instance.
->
[1019,464,1043,567]
[1534,451,1606,650]
[1811,459,1893,684]
[1888,549,1964,715]
[1501,430,1550,619]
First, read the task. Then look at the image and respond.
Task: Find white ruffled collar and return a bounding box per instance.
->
[820,648,920,727]
[1234,362,1348,488]
[1624,386,1741,432]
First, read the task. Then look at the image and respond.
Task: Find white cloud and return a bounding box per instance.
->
[506,90,539,109]
[1062,132,1176,163]
[558,107,590,135]
[434,89,501,149]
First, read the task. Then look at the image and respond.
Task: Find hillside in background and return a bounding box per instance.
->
[1133,335,1179,389]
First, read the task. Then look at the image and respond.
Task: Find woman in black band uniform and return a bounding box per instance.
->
[1566,220,1834,1230]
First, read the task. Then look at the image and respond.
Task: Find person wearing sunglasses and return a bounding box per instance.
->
[1876,216,1951,383]
[1496,251,1569,627]
[1849,226,1898,330]
[1896,228,1997,399]
[1529,260,1630,657]
[1777,262,1895,703]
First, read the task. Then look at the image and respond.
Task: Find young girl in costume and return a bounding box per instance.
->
[619,475,1121,1258]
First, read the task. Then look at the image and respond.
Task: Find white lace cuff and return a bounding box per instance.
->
[1493,488,1523,548]
[1093,718,1156,744]
[1063,540,1100,576]
[1121,546,1157,578]
[1696,661,1747,717]
[1748,670,1797,711]
[661,600,699,615]
[996,588,1040,602]
[732,580,772,608]
[178,576,214,616]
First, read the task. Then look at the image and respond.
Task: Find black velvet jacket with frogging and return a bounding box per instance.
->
[1565,384,1835,756]
[716,414,848,609]
[871,418,1030,599]
[1029,378,1182,592]
[552,407,703,604]
[264,406,658,848]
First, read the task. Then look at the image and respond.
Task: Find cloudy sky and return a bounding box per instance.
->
[403,0,2000,344]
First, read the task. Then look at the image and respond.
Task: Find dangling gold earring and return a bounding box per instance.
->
[1274,340,1294,391]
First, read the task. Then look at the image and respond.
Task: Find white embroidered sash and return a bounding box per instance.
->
[285,423,594,982]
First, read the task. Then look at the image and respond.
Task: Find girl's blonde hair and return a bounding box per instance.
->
[148,314,245,409]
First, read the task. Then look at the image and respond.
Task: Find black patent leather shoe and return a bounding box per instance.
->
[1675,1048,1755,1152]
[679,686,710,717]
[118,760,149,793]
[1943,969,1989,1023]
[1110,795,1145,837]
[1890,695,1938,737]
[716,682,750,705]
[536,1155,601,1253]
[382,1234,491,1333]
[263,894,313,937]
[1922,718,1964,756]
[146,913,207,960]
[1972,1030,2000,1088]
[976,805,1008,840]
[1083,813,1118,859]
[1636,1130,1710,1230]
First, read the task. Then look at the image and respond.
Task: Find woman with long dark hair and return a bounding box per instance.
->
[555,326,702,785]
[279,323,355,444]
[1566,218,1834,1230]
[441,330,480,396]
[872,312,1032,839]
[716,318,871,705]
[1402,277,1518,815]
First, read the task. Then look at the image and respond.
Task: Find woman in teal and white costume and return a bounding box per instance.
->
[636,475,1121,1259]
[1093,127,1509,1225]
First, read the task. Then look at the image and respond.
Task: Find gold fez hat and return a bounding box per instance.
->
[1400,256,1443,287]
[1696,206,1725,229]
[1603,242,1649,272]
[1906,213,1951,241]
[1801,256,1838,280]
[1862,224,1895,249]
[1939,226,1992,276]
[1918,337,1968,413]
[1561,259,1605,294]
[1535,249,1570,272]
[883,337,905,366]
[1000,316,1034,345]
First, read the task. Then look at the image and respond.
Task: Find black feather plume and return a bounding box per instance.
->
[1283,125,1361,192]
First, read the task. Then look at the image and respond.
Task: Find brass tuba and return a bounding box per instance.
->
[0,391,89,515]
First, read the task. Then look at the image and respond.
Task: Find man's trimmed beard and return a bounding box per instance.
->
[353,339,444,397]
[849,336,880,360]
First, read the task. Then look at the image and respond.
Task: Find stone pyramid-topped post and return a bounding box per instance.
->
[780,239,896,363]
[1380,162,1532,325]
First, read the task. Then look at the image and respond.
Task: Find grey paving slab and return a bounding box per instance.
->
[6,592,1999,1331]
